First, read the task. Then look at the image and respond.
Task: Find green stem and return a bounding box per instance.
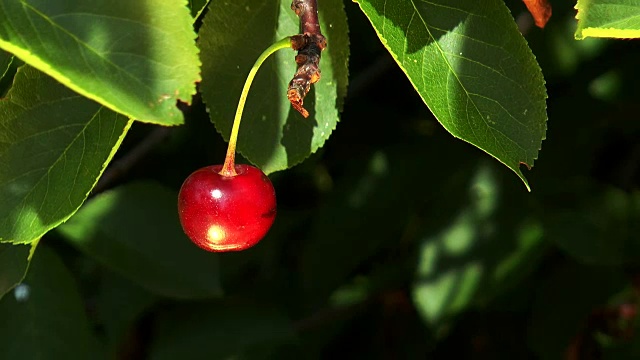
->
[220,37,293,177]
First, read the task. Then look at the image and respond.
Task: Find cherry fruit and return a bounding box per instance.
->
[178,38,294,252]
[178,164,276,252]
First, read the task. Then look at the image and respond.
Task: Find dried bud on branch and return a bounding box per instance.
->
[288,0,326,118]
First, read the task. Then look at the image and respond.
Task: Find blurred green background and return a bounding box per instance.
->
[2,1,640,359]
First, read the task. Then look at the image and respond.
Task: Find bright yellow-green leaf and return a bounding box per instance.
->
[576,0,640,39]
[0,0,200,125]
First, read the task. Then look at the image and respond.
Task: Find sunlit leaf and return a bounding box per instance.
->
[0,0,200,125]
[576,0,640,39]
[0,66,131,244]
[354,0,547,189]
[199,0,349,174]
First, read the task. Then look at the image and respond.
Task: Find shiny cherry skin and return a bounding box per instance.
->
[178,164,276,252]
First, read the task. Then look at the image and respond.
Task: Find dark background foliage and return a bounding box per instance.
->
[2,1,640,359]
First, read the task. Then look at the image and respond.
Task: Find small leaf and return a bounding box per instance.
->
[576,0,640,39]
[0,240,37,299]
[0,246,98,359]
[199,0,349,174]
[0,66,131,244]
[57,182,223,299]
[150,300,295,360]
[354,0,547,189]
[0,0,200,125]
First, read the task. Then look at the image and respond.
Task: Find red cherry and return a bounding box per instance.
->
[178,164,276,252]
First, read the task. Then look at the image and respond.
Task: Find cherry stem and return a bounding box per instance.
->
[220,37,293,177]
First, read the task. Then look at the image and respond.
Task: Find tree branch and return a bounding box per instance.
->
[288,0,326,118]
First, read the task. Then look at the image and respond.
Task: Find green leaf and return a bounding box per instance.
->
[0,240,37,299]
[199,0,349,174]
[57,181,223,299]
[0,246,98,360]
[354,0,547,189]
[0,66,131,244]
[150,300,295,360]
[576,0,640,39]
[0,0,200,125]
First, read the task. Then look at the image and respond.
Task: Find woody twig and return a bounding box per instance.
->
[288,0,326,118]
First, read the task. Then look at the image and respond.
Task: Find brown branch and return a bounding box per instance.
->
[288,0,326,118]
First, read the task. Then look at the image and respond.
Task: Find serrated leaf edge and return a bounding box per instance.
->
[353,0,548,191]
